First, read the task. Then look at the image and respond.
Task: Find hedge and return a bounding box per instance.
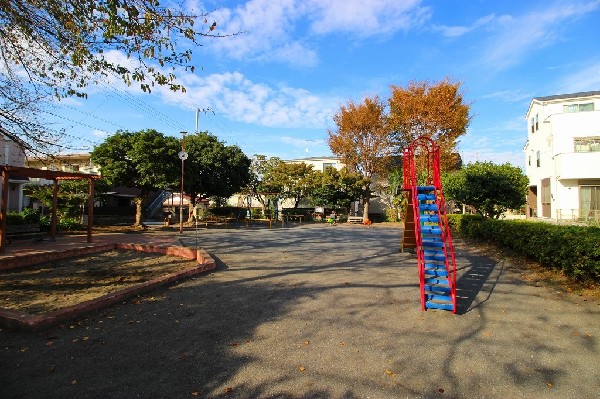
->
[447,214,600,282]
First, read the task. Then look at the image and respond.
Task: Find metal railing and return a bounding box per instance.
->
[145,190,172,219]
[555,209,600,225]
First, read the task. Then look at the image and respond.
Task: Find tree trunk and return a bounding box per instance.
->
[363,200,370,222]
[134,197,144,226]
[187,203,194,223]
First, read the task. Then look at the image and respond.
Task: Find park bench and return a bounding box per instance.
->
[347,216,363,224]
[6,224,44,244]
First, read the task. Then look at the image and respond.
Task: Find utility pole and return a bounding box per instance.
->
[178,131,188,234]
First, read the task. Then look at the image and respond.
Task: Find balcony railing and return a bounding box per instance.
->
[556,208,600,225]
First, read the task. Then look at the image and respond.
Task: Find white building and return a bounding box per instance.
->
[523,91,600,222]
[0,130,28,212]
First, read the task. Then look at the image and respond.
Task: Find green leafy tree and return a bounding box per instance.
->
[244,155,284,210]
[91,129,179,226]
[309,167,367,211]
[443,162,528,218]
[1,0,234,154]
[328,95,393,221]
[263,162,316,208]
[24,179,109,219]
[376,168,405,222]
[183,132,251,218]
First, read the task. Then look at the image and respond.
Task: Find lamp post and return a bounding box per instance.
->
[178,131,188,234]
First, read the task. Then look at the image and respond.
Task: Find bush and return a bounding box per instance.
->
[207,206,245,218]
[38,215,84,232]
[447,214,600,282]
[6,209,41,225]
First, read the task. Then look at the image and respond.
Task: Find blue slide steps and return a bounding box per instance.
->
[416,186,454,312]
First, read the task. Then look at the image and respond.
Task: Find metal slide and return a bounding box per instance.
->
[401,137,457,312]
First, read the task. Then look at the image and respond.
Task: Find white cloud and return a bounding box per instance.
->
[201,0,429,66]
[279,136,324,148]
[153,69,339,129]
[434,14,497,38]
[307,0,430,36]
[481,1,600,72]
[91,129,110,139]
[481,89,533,103]
[557,60,600,93]
[461,149,525,168]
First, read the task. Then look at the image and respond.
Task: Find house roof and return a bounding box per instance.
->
[532,90,600,102]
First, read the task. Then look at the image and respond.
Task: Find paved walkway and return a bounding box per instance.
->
[1,223,599,398]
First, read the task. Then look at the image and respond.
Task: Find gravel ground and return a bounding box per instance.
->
[1,223,598,399]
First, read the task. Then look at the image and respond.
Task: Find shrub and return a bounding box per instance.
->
[38,215,84,232]
[447,214,600,282]
[6,209,41,225]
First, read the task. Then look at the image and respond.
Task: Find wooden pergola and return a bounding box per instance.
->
[0,166,100,253]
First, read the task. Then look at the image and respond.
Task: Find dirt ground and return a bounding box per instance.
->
[0,250,197,314]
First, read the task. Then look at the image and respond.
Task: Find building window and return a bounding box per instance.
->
[535,114,539,131]
[574,137,600,153]
[322,163,335,171]
[563,103,595,113]
[528,156,531,166]
[530,117,535,133]
[536,151,540,167]
[580,185,600,219]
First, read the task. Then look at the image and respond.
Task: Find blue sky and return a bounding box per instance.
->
[46,0,600,168]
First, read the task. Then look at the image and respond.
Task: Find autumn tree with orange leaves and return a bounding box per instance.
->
[388,79,471,172]
[328,95,395,222]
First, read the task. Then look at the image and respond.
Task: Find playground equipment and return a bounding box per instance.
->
[401,137,457,313]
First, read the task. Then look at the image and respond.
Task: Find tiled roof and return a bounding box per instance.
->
[533,90,600,102]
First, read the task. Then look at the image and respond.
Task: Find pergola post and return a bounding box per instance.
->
[50,179,58,241]
[0,169,9,253]
[87,177,94,243]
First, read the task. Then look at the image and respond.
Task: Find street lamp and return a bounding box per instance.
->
[178,131,188,234]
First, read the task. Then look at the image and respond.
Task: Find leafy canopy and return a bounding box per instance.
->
[310,167,367,210]
[262,162,317,208]
[90,129,179,224]
[388,79,470,171]
[443,162,529,219]
[0,0,232,154]
[183,132,251,206]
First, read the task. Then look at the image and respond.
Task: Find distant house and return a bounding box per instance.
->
[287,156,344,172]
[523,91,600,222]
[0,129,28,212]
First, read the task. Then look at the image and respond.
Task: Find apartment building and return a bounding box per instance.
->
[523,91,600,222]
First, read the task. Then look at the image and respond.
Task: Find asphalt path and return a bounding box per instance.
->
[1,223,598,398]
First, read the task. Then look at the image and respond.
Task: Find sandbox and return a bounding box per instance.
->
[0,243,215,330]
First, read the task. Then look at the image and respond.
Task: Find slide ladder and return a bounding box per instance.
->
[402,137,457,313]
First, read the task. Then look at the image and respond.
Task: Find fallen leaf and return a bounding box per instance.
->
[438,388,445,393]
[229,342,239,347]
[20,347,29,352]
[546,382,554,388]
[224,387,233,393]
[82,336,89,341]
[46,341,54,347]
[303,340,310,346]
[191,391,200,397]
[385,369,396,377]
[298,366,306,372]
[71,380,77,385]
[339,341,346,346]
